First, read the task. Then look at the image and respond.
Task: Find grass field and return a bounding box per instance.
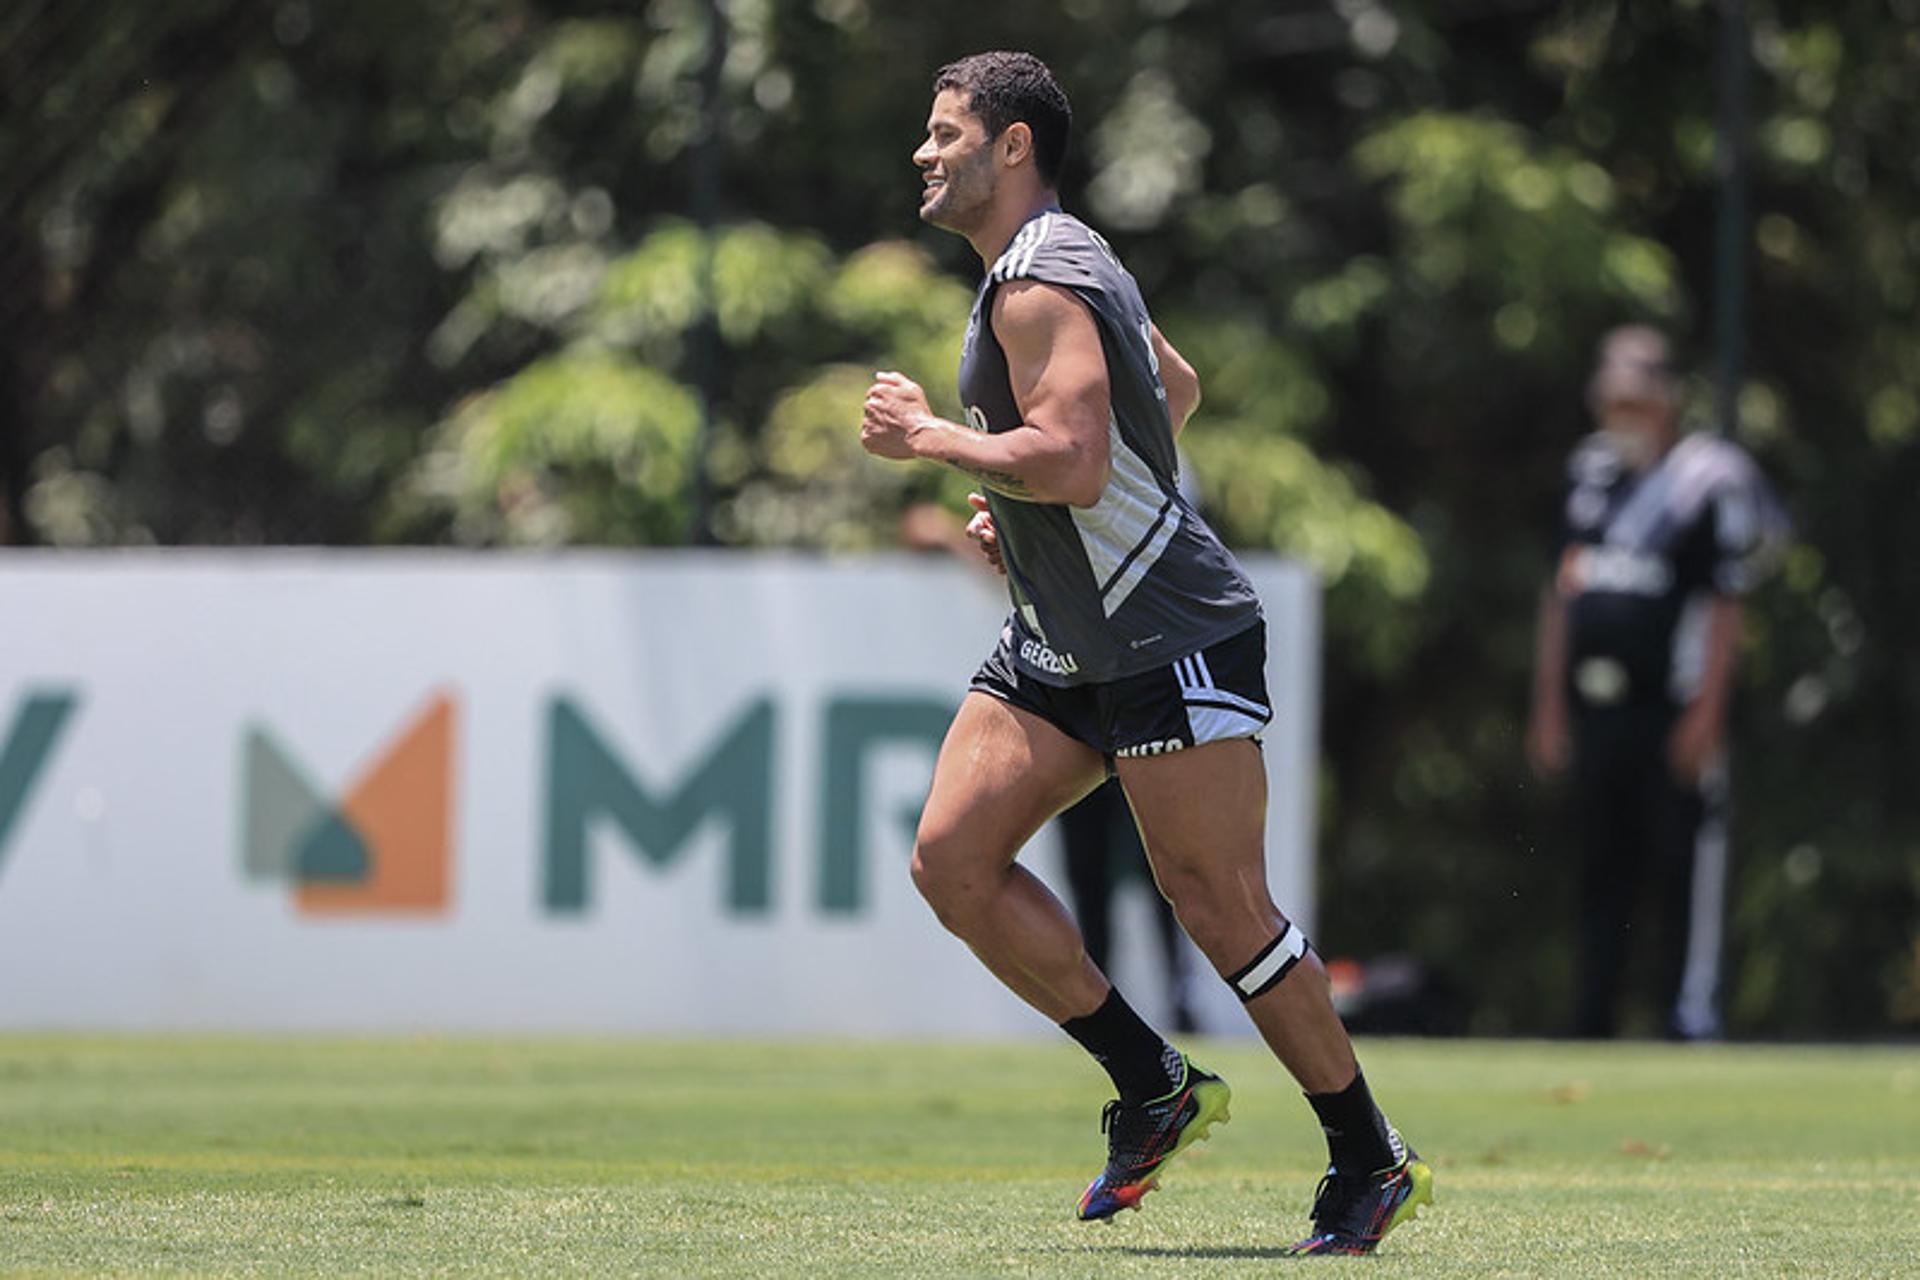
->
[0,1034,1915,1278]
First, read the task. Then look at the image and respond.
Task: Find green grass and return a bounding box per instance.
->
[1,1035,1916,1277]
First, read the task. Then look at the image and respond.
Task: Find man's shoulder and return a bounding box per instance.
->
[1666,431,1759,484]
[1665,432,1785,540]
[988,210,1119,287]
[986,272,1091,344]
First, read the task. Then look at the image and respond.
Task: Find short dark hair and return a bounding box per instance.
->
[933,51,1072,186]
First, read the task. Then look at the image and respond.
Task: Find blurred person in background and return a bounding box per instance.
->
[1527,326,1786,1041]
[861,50,1430,1255]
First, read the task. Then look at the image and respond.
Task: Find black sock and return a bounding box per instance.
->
[1060,988,1181,1104]
[1305,1068,1402,1175]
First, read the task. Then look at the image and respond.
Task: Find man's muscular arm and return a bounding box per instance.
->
[1526,581,1573,778]
[1668,594,1742,783]
[859,280,1112,507]
[1151,324,1200,436]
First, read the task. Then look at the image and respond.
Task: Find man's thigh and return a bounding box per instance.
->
[1115,739,1285,968]
[1113,736,1268,875]
[917,691,1108,869]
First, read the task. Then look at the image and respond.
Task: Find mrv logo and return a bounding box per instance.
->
[544,693,952,916]
[245,689,954,919]
[0,684,953,918]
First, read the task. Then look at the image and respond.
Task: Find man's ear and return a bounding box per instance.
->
[1000,121,1034,169]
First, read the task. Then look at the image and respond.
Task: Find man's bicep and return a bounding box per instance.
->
[990,281,1111,437]
[1149,324,1192,381]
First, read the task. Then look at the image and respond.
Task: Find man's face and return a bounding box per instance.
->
[1593,389,1676,472]
[913,88,998,232]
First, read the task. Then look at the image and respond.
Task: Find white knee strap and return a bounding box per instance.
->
[1228,922,1309,1002]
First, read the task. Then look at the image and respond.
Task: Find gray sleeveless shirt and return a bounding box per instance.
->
[957,208,1261,686]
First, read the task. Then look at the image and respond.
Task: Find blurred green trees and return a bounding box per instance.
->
[3,0,1916,1035]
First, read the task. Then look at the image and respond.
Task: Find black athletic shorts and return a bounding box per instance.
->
[969,619,1272,763]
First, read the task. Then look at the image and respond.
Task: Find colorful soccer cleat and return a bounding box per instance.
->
[1076,1056,1232,1221]
[1284,1151,1434,1256]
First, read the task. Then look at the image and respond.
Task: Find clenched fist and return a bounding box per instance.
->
[861,370,934,460]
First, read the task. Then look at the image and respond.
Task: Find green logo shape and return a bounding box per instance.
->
[0,691,80,875]
[816,696,953,913]
[240,726,370,885]
[544,694,775,915]
[294,812,372,882]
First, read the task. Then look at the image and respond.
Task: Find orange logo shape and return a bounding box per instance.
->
[298,692,457,915]
[241,691,458,917]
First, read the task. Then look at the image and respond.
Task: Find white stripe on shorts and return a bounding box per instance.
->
[1187,702,1268,747]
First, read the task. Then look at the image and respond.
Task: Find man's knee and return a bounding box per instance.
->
[1149,857,1200,913]
[1152,857,1233,936]
[909,827,991,933]
[907,842,947,910]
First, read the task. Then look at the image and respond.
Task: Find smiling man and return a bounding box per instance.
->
[857,51,1431,1256]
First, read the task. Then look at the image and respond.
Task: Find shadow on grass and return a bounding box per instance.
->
[1086,1245,1296,1261]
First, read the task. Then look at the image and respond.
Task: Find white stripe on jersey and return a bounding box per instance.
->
[991,213,1055,282]
[1074,420,1182,617]
[989,227,1023,281]
[1012,217,1042,278]
[1101,513,1177,617]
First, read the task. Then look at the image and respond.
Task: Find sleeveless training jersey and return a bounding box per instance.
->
[957,207,1261,686]
[1557,429,1785,707]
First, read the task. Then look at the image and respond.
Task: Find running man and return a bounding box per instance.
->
[858,50,1431,1255]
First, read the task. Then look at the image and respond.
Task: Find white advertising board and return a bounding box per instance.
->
[0,551,1317,1036]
